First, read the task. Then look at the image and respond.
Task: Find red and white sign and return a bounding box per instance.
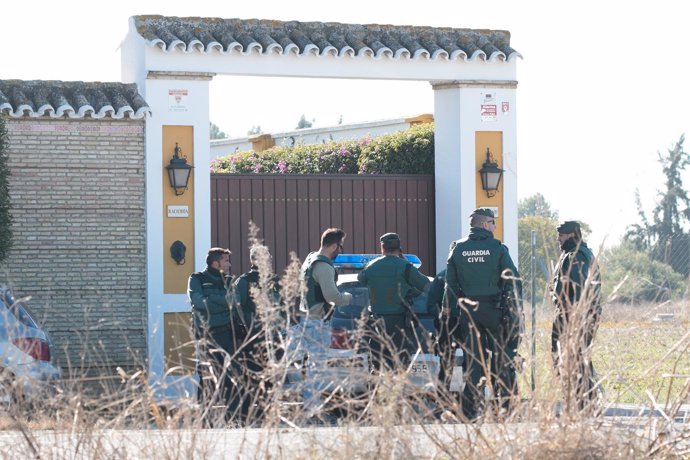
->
[502,101,510,113]
[481,104,497,122]
[168,89,189,112]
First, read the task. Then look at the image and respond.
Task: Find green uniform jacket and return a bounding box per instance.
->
[444,227,520,317]
[188,266,232,329]
[234,268,282,332]
[426,269,446,319]
[552,239,601,314]
[357,254,430,315]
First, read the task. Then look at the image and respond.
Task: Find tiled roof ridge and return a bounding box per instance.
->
[0,80,151,119]
[133,16,521,62]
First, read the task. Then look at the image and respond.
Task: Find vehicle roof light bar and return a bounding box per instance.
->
[333,254,422,270]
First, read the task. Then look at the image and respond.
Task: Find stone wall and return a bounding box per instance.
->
[1,118,147,375]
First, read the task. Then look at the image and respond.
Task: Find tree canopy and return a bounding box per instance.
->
[624,135,690,275]
[518,193,559,220]
[296,115,313,129]
[210,122,228,140]
[626,135,689,249]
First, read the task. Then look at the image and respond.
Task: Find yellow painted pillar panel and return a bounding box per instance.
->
[163,312,195,374]
[163,125,195,294]
[475,131,504,241]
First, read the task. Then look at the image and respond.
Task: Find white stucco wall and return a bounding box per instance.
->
[210,118,412,158]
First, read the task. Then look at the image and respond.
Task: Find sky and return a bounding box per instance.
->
[3,1,690,249]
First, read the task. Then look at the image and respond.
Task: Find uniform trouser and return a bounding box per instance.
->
[437,315,470,390]
[551,310,599,410]
[232,327,268,424]
[458,301,518,420]
[368,313,413,372]
[194,325,236,422]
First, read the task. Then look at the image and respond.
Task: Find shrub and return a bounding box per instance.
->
[210,123,435,175]
[0,116,11,263]
[357,123,434,174]
[599,242,686,303]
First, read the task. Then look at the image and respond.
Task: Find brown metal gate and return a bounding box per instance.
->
[211,174,436,276]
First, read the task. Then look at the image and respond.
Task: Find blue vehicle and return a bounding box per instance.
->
[330,255,441,391]
[283,255,462,408]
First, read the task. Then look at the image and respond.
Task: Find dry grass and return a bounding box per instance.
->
[1,231,689,458]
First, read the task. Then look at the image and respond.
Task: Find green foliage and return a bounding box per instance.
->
[599,242,686,303]
[247,125,262,135]
[518,215,560,303]
[624,134,690,275]
[0,116,12,263]
[625,135,688,244]
[211,123,435,175]
[518,193,559,220]
[518,194,560,302]
[357,123,434,174]
[209,122,228,140]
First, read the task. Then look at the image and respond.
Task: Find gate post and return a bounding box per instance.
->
[432,80,518,273]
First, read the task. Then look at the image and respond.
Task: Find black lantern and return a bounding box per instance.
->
[478,148,504,197]
[166,143,193,196]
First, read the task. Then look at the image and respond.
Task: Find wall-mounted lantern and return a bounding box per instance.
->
[478,147,504,198]
[166,143,194,196]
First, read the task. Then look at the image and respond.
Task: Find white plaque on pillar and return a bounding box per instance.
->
[486,206,499,218]
[167,205,189,218]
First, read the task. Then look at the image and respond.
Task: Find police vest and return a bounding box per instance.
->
[299,253,337,312]
[451,237,504,298]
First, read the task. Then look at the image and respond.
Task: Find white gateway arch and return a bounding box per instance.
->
[120,15,521,398]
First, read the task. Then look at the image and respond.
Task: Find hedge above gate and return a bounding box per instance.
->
[210,123,434,175]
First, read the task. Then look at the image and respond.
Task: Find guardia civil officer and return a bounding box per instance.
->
[358,233,430,371]
[291,228,352,420]
[188,247,236,425]
[442,208,522,421]
[232,245,281,425]
[551,220,602,411]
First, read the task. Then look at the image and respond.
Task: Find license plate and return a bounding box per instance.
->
[410,362,430,374]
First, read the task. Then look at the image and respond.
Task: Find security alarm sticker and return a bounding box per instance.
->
[481,104,497,122]
[168,89,189,112]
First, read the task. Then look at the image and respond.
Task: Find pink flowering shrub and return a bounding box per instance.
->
[211,123,434,175]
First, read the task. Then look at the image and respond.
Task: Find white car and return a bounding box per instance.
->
[0,287,62,409]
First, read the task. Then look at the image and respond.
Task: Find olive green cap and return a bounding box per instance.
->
[380,232,401,243]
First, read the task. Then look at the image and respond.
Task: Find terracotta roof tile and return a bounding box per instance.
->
[133,16,521,62]
[0,81,151,119]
